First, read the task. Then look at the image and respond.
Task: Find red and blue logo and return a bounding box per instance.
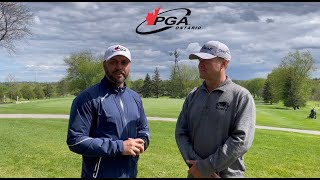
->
[136,7,201,35]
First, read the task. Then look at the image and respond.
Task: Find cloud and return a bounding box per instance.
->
[2,2,320,82]
[290,36,320,49]
[240,10,260,22]
[143,49,161,57]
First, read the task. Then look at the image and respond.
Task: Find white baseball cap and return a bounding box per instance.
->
[189,41,231,61]
[104,45,131,62]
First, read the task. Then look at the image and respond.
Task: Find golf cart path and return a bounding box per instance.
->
[0,114,319,136]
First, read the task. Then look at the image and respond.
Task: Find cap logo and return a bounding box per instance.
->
[202,45,213,52]
[112,46,127,53]
[218,49,230,55]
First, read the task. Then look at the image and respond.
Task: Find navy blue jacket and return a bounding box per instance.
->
[66,76,150,178]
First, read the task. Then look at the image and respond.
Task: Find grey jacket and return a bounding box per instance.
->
[175,77,256,178]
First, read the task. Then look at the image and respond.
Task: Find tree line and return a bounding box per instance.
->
[1,49,319,111]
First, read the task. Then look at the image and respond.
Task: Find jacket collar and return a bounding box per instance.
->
[101,76,127,94]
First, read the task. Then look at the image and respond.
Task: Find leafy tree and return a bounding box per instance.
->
[34,84,44,99]
[268,68,286,104]
[142,73,152,98]
[0,84,8,102]
[20,84,35,100]
[168,63,201,98]
[178,63,202,97]
[44,83,55,98]
[244,78,266,98]
[56,78,69,97]
[0,2,34,53]
[279,50,316,109]
[64,50,104,95]
[131,79,144,95]
[310,79,320,101]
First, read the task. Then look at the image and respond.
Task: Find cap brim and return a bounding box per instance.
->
[105,53,131,62]
[189,53,216,60]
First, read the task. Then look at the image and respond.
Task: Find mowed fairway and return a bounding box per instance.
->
[0,118,319,178]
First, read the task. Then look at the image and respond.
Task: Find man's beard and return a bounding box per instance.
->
[106,69,128,84]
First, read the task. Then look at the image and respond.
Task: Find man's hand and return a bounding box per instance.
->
[122,138,145,156]
[187,160,220,178]
[187,160,204,178]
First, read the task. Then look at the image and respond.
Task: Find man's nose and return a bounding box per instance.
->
[115,62,123,69]
[199,60,205,67]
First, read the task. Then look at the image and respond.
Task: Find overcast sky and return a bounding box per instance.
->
[1,2,320,82]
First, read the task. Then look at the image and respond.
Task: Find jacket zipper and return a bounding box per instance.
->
[119,90,129,135]
[92,157,101,178]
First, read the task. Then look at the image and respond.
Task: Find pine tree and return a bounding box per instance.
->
[142,73,152,98]
[152,67,162,98]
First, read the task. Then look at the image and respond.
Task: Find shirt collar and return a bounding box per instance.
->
[200,76,232,92]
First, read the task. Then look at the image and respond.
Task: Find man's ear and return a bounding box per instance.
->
[223,60,229,69]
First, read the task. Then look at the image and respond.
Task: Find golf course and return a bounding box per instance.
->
[0,96,319,178]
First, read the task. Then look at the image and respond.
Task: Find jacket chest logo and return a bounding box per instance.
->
[216,101,230,111]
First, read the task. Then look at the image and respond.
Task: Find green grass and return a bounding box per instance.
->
[141,97,185,118]
[1,97,320,131]
[0,96,74,114]
[0,118,319,178]
[256,99,320,131]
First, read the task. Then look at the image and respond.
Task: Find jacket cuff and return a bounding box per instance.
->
[116,140,124,155]
[196,158,215,177]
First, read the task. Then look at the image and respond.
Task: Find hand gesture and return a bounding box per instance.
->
[122,138,145,156]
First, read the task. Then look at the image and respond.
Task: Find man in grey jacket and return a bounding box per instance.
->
[175,40,256,178]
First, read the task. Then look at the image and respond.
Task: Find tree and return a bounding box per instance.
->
[56,78,69,97]
[0,2,34,53]
[310,79,320,101]
[142,73,152,98]
[262,77,272,104]
[0,84,8,102]
[34,84,44,99]
[178,63,202,97]
[168,64,183,98]
[244,78,266,98]
[44,83,55,98]
[64,50,104,95]
[131,79,144,95]
[5,73,16,102]
[152,67,162,98]
[279,50,316,109]
[168,63,201,98]
[20,83,35,100]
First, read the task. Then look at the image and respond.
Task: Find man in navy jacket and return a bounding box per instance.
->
[66,44,150,178]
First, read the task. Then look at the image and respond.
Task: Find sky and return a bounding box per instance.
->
[1,2,320,82]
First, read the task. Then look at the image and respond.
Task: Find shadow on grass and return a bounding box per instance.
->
[273,107,291,110]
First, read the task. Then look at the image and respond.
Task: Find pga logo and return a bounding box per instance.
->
[136,7,201,35]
